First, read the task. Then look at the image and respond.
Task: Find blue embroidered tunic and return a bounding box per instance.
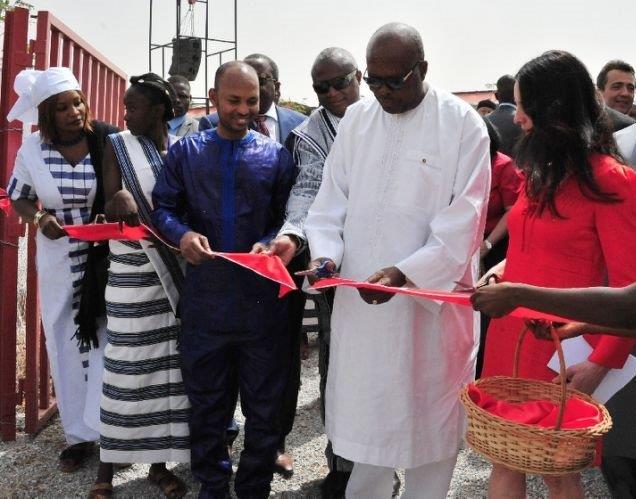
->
[151,129,295,332]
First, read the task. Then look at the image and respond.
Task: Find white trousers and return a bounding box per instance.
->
[345,454,458,499]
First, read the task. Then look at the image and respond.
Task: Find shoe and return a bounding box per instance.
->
[392,471,401,498]
[320,470,350,499]
[58,441,94,473]
[273,451,294,479]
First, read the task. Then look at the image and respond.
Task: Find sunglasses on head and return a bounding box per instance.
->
[312,70,358,94]
[363,61,422,91]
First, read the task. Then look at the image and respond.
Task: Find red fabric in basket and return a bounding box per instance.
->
[467,384,602,429]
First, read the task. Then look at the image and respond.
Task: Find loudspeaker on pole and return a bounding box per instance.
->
[169,36,202,81]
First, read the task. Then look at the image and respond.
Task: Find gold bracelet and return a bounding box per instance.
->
[33,210,48,228]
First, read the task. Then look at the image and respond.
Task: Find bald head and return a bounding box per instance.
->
[366,23,424,64]
[311,47,357,79]
[364,23,427,114]
[214,60,258,91]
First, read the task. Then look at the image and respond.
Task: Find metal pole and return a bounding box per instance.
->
[234,0,238,60]
[149,0,153,71]
[204,0,209,113]
[175,0,181,76]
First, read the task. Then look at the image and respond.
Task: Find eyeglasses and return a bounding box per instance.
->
[363,61,422,91]
[258,76,277,86]
[312,70,358,94]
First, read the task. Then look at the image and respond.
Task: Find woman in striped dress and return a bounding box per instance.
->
[6,67,117,473]
[89,73,189,499]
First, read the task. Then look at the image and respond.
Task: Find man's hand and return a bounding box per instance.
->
[39,214,67,240]
[553,360,609,395]
[250,241,269,254]
[107,190,140,226]
[180,231,215,265]
[296,257,336,285]
[266,235,299,265]
[471,282,519,317]
[358,266,406,305]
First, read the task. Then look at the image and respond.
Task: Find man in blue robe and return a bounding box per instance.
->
[152,61,295,499]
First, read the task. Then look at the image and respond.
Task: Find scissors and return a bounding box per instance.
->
[454,273,500,292]
[295,259,336,279]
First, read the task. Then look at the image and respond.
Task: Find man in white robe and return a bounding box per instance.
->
[303,23,491,498]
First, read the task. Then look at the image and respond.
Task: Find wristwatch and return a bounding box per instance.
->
[33,210,48,228]
[483,239,493,251]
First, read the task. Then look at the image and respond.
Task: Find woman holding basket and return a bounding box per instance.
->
[480,50,636,498]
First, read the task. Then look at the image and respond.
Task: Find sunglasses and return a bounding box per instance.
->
[363,61,421,91]
[312,70,358,94]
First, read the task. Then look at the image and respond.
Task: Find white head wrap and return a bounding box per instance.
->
[7,67,81,124]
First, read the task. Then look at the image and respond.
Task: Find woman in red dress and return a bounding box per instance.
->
[481,50,636,498]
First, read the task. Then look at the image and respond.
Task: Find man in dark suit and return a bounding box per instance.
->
[166,75,200,137]
[486,74,522,158]
[605,105,635,132]
[199,53,305,144]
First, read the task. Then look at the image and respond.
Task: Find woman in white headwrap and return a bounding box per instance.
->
[6,67,118,472]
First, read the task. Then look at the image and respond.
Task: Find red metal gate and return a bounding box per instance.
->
[0,7,126,441]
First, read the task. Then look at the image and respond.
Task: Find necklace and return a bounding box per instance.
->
[53,130,85,147]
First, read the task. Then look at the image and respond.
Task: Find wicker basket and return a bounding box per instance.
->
[460,324,612,475]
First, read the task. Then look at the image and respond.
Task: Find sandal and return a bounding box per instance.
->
[148,467,187,499]
[59,442,95,473]
[88,482,113,499]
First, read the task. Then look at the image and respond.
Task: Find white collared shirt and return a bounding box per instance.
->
[261,103,279,141]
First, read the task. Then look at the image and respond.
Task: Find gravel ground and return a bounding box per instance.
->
[0,333,610,498]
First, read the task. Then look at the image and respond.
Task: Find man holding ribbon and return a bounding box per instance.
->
[303,23,490,498]
[151,61,295,499]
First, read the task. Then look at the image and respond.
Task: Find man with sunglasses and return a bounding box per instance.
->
[199,53,305,145]
[266,47,362,498]
[303,23,491,498]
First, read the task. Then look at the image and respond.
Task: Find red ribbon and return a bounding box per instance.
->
[311,277,570,322]
[65,223,151,241]
[62,222,297,297]
[0,188,11,215]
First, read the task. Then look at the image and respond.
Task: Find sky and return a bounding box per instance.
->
[17,0,636,107]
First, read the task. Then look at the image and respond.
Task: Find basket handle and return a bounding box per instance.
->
[512,323,567,430]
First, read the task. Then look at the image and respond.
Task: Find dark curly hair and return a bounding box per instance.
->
[515,50,623,216]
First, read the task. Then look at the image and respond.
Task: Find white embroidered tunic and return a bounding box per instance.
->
[304,88,491,468]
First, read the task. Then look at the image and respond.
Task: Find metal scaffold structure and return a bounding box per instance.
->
[148,0,238,113]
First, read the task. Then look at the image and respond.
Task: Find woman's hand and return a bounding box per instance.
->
[106,190,140,226]
[477,259,506,287]
[553,360,609,395]
[39,214,67,240]
[479,240,491,258]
